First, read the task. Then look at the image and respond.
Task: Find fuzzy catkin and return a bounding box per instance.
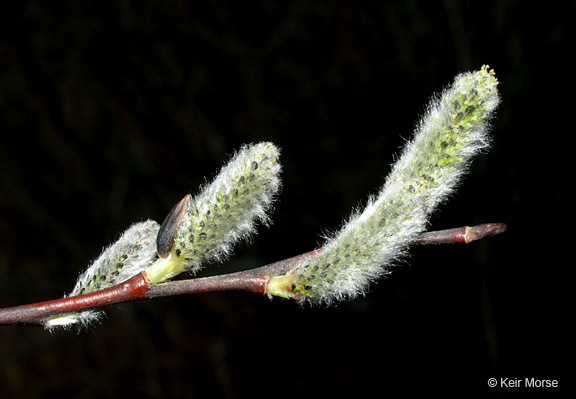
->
[43,220,160,329]
[44,142,281,329]
[145,142,281,283]
[267,66,500,304]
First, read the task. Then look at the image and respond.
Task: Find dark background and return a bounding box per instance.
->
[0,1,570,398]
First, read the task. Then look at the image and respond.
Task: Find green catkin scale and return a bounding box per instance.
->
[267,66,500,304]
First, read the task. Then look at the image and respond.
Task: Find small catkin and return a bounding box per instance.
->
[43,220,159,329]
[145,142,281,283]
[267,66,500,304]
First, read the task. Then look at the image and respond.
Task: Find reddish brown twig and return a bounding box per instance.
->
[413,223,507,245]
[0,273,150,326]
[0,223,506,327]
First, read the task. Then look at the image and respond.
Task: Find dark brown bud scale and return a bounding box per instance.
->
[156,194,191,258]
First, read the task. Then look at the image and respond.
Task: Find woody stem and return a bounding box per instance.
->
[0,223,505,326]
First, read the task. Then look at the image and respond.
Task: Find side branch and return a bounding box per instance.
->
[0,223,506,327]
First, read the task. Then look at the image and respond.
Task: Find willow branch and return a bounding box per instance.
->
[0,223,505,327]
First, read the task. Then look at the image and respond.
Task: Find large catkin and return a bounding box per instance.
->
[267,66,500,304]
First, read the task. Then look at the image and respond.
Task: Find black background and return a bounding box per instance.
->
[0,1,570,398]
